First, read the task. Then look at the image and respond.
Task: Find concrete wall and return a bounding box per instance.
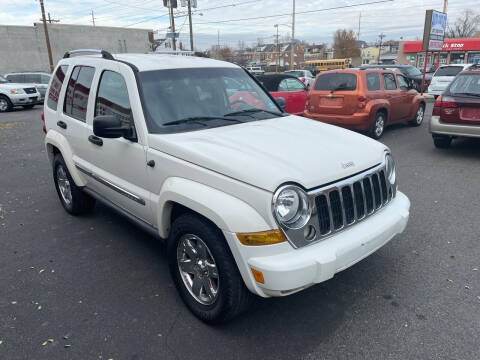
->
[0,23,153,73]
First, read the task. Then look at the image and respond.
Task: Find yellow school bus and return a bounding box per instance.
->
[305,58,351,72]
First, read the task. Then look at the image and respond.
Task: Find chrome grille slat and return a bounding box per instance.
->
[311,165,395,247]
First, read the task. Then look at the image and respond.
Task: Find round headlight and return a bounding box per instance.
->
[385,153,396,184]
[273,185,311,229]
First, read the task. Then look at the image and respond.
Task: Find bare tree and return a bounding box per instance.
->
[333,29,360,58]
[446,9,480,38]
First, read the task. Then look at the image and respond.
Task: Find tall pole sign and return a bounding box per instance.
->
[421,10,447,94]
[164,0,178,50]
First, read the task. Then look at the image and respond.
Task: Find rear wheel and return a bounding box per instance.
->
[409,103,425,126]
[0,96,12,112]
[433,135,452,148]
[168,213,253,324]
[53,154,95,215]
[368,111,386,139]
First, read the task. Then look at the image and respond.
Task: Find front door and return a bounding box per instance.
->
[396,74,414,119]
[382,72,403,122]
[82,64,152,224]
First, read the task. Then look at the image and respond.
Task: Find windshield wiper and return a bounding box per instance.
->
[163,116,244,126]
[224,108,285,117]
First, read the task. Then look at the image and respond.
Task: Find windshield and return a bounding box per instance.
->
[0,75,8,84]
[404,66,422,77]
[449,74,480,96]
[138,67,281,133]
[434,66,464,77]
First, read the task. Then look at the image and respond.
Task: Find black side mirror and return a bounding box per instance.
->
[276,97,286,112]
[93,115,134,139]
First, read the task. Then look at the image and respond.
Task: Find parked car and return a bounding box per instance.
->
[256,74,307,115]
[304,69,426,139]
[245,66,264,76]
[430,64,480,148]
[43,49,410,323]
[284,69,315,89]
[303,66,319,77]
[4,72,50,103]
[0,75,40,112]
[360,64,432,92]
[428,64,473,99]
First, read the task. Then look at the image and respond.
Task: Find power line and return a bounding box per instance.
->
[192,0,394,25]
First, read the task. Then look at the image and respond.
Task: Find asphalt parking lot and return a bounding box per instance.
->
[1,103,479,360]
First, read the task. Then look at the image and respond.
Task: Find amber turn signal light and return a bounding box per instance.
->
[236,230,286,246]
[250,268,265,284]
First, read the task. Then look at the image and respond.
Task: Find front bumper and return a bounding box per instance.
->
[224,191,410,297]
[430,115,480,138]
[9,93,39,106]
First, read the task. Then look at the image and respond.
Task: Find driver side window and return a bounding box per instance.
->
[397,75,409,90]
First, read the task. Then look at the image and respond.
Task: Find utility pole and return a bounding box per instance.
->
[290,0,295,70]
[91,10,96,26]
[274,24,279,73]
[217,30,220,59]
[38,0,54,73]
[187,0,194,51]
[168,1,177,50]
[358,12,361,40]
[443,0,448,12]
[377,33,385,64]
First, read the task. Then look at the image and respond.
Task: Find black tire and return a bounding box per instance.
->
[53,154,95,215]
[22,104,35,109]
[0,95,13,112]
[433,135,452,149]
[368,111,387,139]
[168,213,253,324]
[409,103,425,127]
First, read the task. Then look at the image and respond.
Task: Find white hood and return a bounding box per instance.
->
[0,82,37,90]
[148,116,387,192]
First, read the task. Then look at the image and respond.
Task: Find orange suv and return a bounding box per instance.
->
[304,69,426,139]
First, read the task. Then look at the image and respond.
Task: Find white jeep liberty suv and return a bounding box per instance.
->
[43,49,410,323]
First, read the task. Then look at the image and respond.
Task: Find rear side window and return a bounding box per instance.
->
[47,65,68,111]
[95,71,133,127]
[284,78,305,91]
[382,73,397,90]
[25,74,41,83]
[314,73,357,91]
[434,66,464,77]
[366,73,380,91]
[64,66,95,122]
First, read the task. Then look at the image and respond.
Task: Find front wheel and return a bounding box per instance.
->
[168,213,253,324]
[0,96,12,112]
[368,111,386,139]
[53,154,96,215]
[409,103,425,126]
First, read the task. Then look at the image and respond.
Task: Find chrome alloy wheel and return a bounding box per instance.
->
[56,165,72,206]
[375,115,385,137]
[0,98,8,112]
[416,105,425,124]
[177,234,219,305]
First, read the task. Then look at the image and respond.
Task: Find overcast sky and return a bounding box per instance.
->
[0,0,478,49]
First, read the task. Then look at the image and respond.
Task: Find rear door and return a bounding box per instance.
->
[309,72,358,115]
[382,72,403,121]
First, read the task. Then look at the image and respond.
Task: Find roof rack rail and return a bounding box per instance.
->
[63,49,114,60]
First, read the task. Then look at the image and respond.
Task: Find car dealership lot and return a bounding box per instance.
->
[0,105,479,359]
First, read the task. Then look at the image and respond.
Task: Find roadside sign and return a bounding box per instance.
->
[163,0,178,8]
[410,56,415,61]
[166,32,180,38]
[422,10,447,51]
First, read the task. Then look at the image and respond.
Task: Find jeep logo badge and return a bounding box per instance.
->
[341,161,355,169]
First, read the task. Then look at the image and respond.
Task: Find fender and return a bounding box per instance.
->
[44,130,86,187]
[408,95,425,119]
[366,99,391,122]
[156,177,272,239]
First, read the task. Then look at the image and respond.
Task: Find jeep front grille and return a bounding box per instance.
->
[276,160,396,249]
[314,169,392,237]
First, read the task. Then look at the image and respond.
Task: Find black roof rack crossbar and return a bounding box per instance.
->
[63,49,114,60]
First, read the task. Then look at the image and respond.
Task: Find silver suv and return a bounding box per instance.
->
[0,75,40,112]
[4,72,51,103]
